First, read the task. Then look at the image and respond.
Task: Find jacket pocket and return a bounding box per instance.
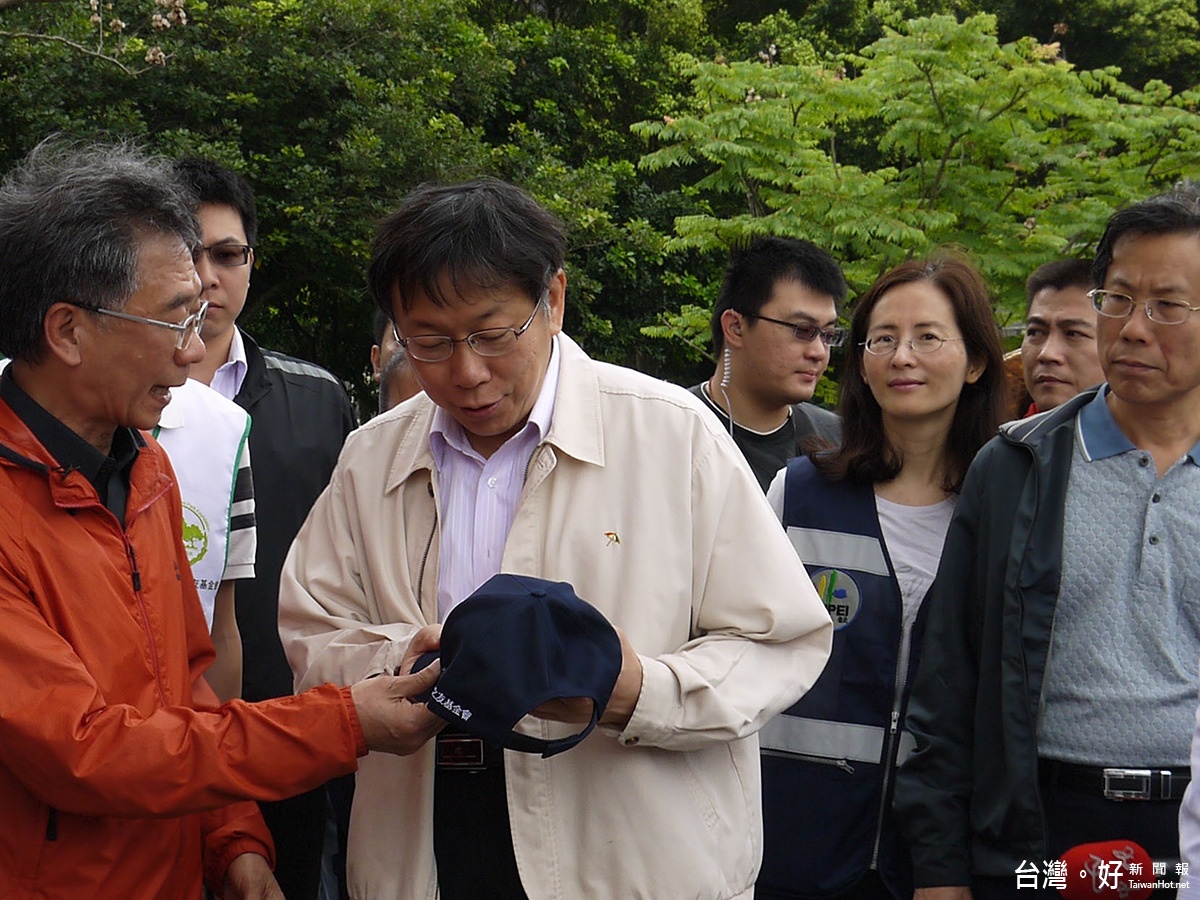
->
[1,790,54,892]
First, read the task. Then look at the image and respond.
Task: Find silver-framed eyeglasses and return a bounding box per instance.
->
[742,312,847,347]
[392,302,544,363]
[861,334,965,356]
[72,299,209,350]
[1088,289,1200,325]
[197,243,253,268]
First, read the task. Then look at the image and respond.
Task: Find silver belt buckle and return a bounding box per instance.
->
[1102,767,1153,800]
[436,734,486,771]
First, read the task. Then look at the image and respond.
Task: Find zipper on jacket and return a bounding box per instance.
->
[1020,441,1053,861]
[522,444,540,488]
[125,539,167,705]
[128,542,142,592]
[416,482,438,607]
[870,615,915,870]
[765,749,856,774]
[45,807,57,841]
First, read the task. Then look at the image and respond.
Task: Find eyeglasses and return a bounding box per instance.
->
[72,299,209,350]
[1088,289,1200,326]
[861,334,965,356]
[742,312,846,347]
[392,302,544,363]
[197,243,253,268]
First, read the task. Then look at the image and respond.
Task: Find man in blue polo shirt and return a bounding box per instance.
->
[896,188,1200,900]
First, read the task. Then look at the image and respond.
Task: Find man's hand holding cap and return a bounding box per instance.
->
[351,625,445,756]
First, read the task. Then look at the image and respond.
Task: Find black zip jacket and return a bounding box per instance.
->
[893,388,1097,887]
[233,331,356,702]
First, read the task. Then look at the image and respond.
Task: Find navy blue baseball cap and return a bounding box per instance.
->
[411,573,623,758]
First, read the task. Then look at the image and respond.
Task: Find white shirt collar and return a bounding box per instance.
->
[226,326,248,368]
[209,327,249,401]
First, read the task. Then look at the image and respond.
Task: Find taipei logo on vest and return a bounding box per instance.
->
[181,502,210,566]
[811,568,861,629]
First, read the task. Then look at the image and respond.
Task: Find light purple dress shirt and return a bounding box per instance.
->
[430,336,561,621]
[209,326,249,401]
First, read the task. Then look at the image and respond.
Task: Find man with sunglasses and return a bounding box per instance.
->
[172,158,358,900]
[690,237,847,491]
[277,179,834,900]
[896,189,1200,899]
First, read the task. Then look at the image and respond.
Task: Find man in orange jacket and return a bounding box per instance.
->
[0,139,444,899]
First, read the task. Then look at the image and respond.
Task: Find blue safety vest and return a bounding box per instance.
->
[757,456,924,899]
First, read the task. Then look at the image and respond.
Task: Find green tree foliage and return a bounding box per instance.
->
[0,0,717,405]
[1,0,508,408]
[469,0,719,380]
[7,2,1200,396]
[717,1,1200,91]
[635,13,1200,353]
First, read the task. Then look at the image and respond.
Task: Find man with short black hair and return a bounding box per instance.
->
[896,189,1200,899]
[1018,258,1105,415]
[691,237,846,490]
[278,179,833,900]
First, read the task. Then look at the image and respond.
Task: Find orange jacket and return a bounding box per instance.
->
[0,399,365,899]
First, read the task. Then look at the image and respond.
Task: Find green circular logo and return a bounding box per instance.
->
[181,502,210,566]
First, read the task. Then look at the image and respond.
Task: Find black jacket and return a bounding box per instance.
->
[893,388,1095,887]
[234,331,356,701]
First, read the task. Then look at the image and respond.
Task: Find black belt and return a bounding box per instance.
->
[433,732,525,899]
[1041,760,1190,801]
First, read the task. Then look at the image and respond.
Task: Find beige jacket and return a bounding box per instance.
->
[278,334,832,900]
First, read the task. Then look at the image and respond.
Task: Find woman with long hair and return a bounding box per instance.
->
[757,255,1008,900]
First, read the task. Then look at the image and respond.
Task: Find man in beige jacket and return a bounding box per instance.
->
[278,178,833,900]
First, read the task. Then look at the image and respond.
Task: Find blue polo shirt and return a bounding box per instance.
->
[1038,387,1200,767]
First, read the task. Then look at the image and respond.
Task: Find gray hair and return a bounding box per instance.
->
[0,137,200,363]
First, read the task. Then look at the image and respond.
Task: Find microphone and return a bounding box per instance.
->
[1056,840,1155,899]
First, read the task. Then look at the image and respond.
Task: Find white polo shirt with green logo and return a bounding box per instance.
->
[154,378,255,630]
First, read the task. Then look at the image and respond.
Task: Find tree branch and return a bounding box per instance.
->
[922,64,947,125]
[984,88,1029,123]
[743,174,766,216]
[0,30,150,75]
[1144,122,1178,179]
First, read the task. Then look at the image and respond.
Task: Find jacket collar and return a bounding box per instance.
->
[382,333,605,493]
[232,329,271,407]
[999,385,1101,448]
[0,390,170,517]
[539,333,604,467]
[1002,383,1200,465]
